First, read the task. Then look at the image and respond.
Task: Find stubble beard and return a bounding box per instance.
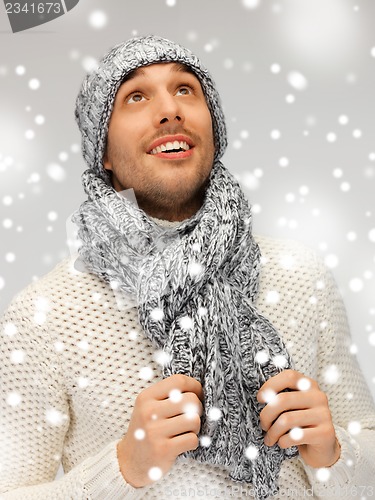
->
[107,144,214,221]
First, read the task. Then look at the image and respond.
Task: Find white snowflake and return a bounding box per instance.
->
[297,378,311,391]
[139,367,154,381]
[316,467,330,482]
[46,408,67,426]
[255,350,269,364]
[200,435,212,447]
[10,350,25,364]
[150,308,164,321]
[88,10,107,29]
[208,407,222,421]
[347,421,361,435]
[153,349,171,366]
[179,316,194,330]
[287,71,308,91]
[323,365,340,384]
[183,402,200,419]
[272,354,288,369]
[77,377,89,388]
[266,290,280,304]
[148,467,163,481]
[4,322,17,336]
[169,388,182,403]
[188,261,204,278]
[6,392,22,406]
[259,389,277,404]
[290,427,304,441]
[46,163,66,182]
[245,445,259,460]
[134,428,146,440]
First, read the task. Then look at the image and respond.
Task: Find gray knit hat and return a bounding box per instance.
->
[75,35,227,184]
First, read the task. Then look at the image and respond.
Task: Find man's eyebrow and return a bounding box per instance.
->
[122,67,146,84]
[171,63,198,77]
[121,63,197,85]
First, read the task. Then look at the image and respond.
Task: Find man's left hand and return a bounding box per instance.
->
[257,369,341,468]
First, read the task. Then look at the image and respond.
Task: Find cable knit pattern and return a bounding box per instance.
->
[1,233,375,499]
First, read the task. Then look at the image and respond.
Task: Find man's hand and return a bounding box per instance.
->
[117,374,204,488]
[257,369,341,468]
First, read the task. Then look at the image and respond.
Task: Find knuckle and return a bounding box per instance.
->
[172,373,188,389]
[188,433,199,450]
[278,413,290,429]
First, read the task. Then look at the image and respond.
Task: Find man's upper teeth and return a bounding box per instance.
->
[150,141,190,154]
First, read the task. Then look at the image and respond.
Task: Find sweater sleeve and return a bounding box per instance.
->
[298,254,375,499]
[0,292,141,500]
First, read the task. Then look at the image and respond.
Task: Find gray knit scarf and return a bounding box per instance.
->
[72,160,298,500]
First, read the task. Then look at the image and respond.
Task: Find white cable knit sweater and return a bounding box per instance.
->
[1,227,375,499]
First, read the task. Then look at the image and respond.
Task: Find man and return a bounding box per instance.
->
[0,35,374,499]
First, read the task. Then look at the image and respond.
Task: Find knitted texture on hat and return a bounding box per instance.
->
[74,35,227,184]
[72,160,298,500]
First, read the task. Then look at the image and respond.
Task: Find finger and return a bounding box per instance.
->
[259,391,322,431]
[141,374,204,403]
[157,412,202,439]
[264,408,321,447]
[277,426,327,450]
[257,370,316,403]
[170,432,200,456]
[150,393,204,420]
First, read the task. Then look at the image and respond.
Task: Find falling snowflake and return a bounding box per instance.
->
[134,428,146,440]
[77,377,89,388]
[4,322,17,336]
[46,163,66,182]
[148,467,163,481]
[153,349,171,366]
[28,78,40,90]
[316,467,330,482]
[347,421,361,435]
[200,435,212,447]
[323,365,340,384]
[266,290,280,304]
[139,367,154,381]
[255,350,269,364]
[188,261,204,278]
[46,408,67,426]
[7,392,22,406]
[259,389,277,404]
[349,278,363,292]
[297,378,311,391]
[272,354,287,368]
[10,350,25,364]
[150,308,164,321]
[270,63,281,74]
[287,71,308,91]
[169,388,182,403]
[208,407,222,421]
[245,445,259,460]
[290,427,304,441]
[183,402,200,419]
[179,316,194,330]
[88,10,107,29]
[242,0,261,10]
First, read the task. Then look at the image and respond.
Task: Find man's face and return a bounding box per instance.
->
[103,62,215,221]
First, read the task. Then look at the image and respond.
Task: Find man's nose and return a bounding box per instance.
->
[153,92,184,127]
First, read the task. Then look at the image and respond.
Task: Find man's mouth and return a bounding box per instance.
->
[147,135,194,159]
[150,140,190,155]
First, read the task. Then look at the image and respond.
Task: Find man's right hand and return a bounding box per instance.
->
[117,374,204,488]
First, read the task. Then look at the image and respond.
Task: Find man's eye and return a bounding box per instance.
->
[127,93,145,104]
[176,86,192,96]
